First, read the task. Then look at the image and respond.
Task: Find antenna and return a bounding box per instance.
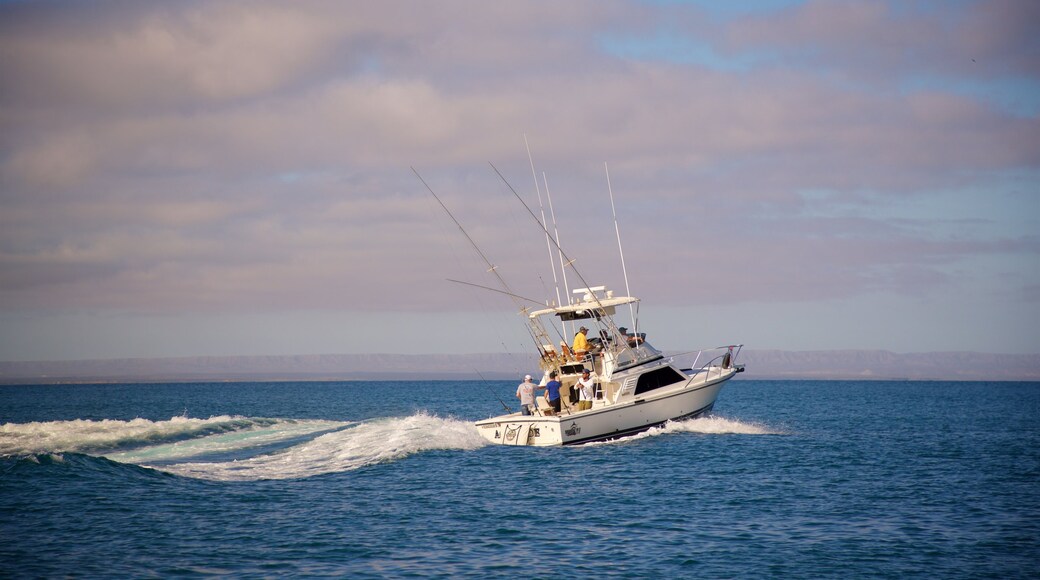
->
[524,134,562,312]
[542,172,570,304]
[542,172,573,342]
[605,162,636,330]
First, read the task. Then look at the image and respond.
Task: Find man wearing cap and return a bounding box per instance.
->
[576,369,596,411]
[572,326,590,359]
[618,327,643,347]
[516,375,536,416]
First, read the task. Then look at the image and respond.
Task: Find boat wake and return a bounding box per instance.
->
[591,415,783,446]
[153,412,488,481]
[0,412,488,482]
[0,415,344,458]
[2,413,777,480]
[661,415,782,436]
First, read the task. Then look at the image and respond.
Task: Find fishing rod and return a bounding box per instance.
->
[475,369,511,412]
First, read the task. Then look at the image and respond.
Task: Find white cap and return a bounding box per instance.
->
[524,374,532,380]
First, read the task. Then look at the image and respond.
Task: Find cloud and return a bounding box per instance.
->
[0,0,1037,357]
[0,1,346,108]
[725,0,1040,79]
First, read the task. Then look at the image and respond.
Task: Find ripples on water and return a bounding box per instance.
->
[1,380,1038,577]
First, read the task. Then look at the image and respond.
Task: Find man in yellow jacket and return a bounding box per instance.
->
[572,326,589,359]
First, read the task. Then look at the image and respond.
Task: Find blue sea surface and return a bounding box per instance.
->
[1,380,1038,578]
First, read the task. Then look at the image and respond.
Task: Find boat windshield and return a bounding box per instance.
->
[612,340,663,369]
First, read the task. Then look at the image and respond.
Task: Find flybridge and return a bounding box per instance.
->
[528,286,640,321]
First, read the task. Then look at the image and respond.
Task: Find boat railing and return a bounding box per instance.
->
[673,345,744,380]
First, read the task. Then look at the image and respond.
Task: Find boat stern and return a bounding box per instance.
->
[474,415,563,446]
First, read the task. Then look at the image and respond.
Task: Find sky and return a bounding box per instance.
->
[0,0,1038,361]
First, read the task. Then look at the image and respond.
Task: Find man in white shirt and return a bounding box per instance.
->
[576,369,596,411]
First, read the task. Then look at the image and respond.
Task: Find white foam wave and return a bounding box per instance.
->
[0,416,346,457]
[591,415,782,446]
[107,420,348,463]
[661,415,782,436]
[153,412,488,482]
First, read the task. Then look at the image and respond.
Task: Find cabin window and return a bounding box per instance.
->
[561,364,585,375]
[634,367,685,395]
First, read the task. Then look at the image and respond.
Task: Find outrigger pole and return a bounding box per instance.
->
[488,162,632,349]
[540,172,574,341]
[446,278,545,307]
[542,172,571,303]
[524,137,574,345]
[412,167,543,349]
[489,163,586,288]
[524,135,563,312]
[605,162,637,332]
[414,168,500,287]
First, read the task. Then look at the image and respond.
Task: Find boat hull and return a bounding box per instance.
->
[475,367,735,446]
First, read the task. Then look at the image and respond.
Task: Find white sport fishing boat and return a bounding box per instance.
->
[415,161,744,446]
[474,285,743,446]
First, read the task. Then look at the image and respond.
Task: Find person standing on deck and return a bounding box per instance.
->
[545,371,563,414]
[576,369,595,411]
[516,375,536,416]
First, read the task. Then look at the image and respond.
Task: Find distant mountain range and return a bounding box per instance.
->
[1,350,1037,384]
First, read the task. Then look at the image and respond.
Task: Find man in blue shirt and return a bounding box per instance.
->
[544,371,562,414]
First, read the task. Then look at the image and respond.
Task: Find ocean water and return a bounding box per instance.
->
[1,379,1038,578]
